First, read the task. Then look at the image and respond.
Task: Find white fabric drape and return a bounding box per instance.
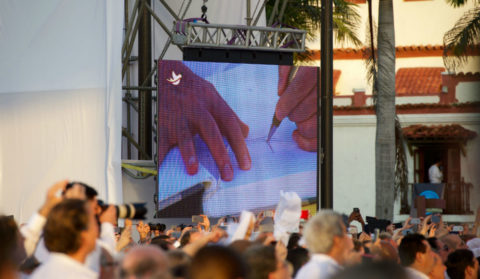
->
[0,0,124,222]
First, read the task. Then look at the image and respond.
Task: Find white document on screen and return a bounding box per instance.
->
[156,62,317,216]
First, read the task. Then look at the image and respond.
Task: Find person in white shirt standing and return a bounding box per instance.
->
[295,210,353,279]
[429,160,443,184]
[398,234,436,279]
[31,199,99,279]
[21,180,117,274]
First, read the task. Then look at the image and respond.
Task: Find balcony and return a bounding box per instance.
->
[400,180,474,215]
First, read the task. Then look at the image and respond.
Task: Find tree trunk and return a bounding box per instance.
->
[375,0,396,220]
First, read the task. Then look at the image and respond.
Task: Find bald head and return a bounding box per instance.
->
[442,234,466,252]
[120,246,170,279]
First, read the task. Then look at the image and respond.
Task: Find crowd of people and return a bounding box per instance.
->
[1,180,480,279]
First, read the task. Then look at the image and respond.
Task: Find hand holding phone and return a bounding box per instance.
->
[410,218,421,225]
[192,215,203,223]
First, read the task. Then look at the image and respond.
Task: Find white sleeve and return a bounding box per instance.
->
[20,213,46,257]
[434,167,443,182]
[99,222,116,256]
[470,247,480,258]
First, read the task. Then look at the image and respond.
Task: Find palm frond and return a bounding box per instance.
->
[266,0,321,41]
[364,0,378,106]
[266,0,362,52]
[394,116,408,202]
[445,0,469,8]
[333,0,362,46]
[443,7,480,71]
[364,21,378,84]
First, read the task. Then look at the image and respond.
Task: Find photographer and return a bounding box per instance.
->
[30,199,99,279]
[21,180,117,274]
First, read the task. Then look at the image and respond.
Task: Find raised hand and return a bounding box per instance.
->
[275,66,318,151]
[39,180,69,217]
[136,221,151,242]
[157,61,251,181]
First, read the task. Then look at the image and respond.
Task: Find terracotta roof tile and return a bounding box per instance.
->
[402,124,477,141]
[310,44,480,60]
[454,72,480,78]
[395,67,445,95]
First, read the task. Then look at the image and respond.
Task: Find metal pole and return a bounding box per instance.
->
[138,0,152,160]
[320,0,333,209]
[267,0,280,26]
[125,0,132,159]
[277,0,289,23]
[122,1,145,77]
[246,0,252,26]
[252,0,267,26]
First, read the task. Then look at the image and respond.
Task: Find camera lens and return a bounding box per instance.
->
[116,203,147,219]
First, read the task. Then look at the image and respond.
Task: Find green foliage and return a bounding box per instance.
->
[265,0,362,62]
[443,7,480,71]
[266,0,321,41]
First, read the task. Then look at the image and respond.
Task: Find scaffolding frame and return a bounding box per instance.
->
[122,0,306,179]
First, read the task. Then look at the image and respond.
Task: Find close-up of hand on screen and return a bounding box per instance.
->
[275,65,318,152]
[157,61,251,181]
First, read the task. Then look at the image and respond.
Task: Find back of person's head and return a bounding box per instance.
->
[67,181,98,200]
[167,250,191,279]
[370,240,399,263]
[379,232,392,241]
[120,245,169,279]
[398,233,427,267]
[244,245,277,279]
[428,237,440,251]
[445,249,478,279]
[304,210,344,254]
[0,216,25,278]
[442,233,464,252]
[44,199,95,254]
[188,245,247,279]
[287,233,302,250]
[151,236,173,251]
[286,247,309,277]
[331,261,408,279]
[180,231,192,248]
[229,239,253,255]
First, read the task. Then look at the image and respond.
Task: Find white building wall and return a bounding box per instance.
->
[331,113,480,218]
[456,81,480,103]
[333,115,377,217]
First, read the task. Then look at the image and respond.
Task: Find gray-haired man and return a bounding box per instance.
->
[295,210,353,279]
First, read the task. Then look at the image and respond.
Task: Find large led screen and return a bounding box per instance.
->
[157,60,318,217]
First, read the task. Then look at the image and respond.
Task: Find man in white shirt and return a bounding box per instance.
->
[31,199,99,279]
[429,160,443,184]
[398,234,436,279]
[295,210,353,279]
[21,180,117,273]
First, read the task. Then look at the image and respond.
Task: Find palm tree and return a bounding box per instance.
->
[443,0,480,71]
[365,0,408,219]
[374,0,396,220]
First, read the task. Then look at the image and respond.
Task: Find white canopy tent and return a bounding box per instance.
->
[0,0,123,222]
[0,0,264,222]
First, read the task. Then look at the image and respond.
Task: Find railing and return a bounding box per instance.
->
[400,180,474,215]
